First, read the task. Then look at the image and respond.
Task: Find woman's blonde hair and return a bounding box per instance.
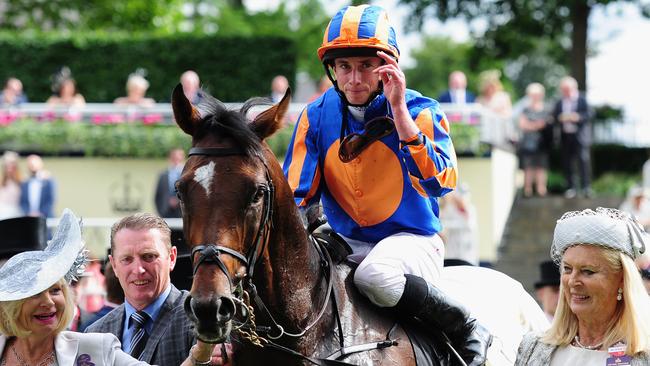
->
[478,69,503,93]
[525,82,545,97]
[543,247,650,355]
[0,278,75,337]
[1,150,21,187]
[126,74,150,92]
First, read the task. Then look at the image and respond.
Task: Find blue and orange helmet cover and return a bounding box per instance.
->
[318,5,400,63]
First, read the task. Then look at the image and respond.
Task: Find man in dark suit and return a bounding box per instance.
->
[154,148,185,218]
[552,76,592,198]
[19,154,56,217]
[85,213,230,365]
[437,71,476,104]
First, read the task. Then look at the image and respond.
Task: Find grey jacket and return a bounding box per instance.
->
[515,332,650,365]
[85,286,195,366]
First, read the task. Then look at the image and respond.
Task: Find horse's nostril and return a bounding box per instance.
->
[216,296,235,322]
[184,295,197,321]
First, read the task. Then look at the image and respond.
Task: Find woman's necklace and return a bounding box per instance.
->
[573,335,603,351]
[10,344,56,366]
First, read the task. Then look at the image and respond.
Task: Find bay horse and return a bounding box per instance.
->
[171,84,548,365]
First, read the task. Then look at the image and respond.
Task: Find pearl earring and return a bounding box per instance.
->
[617,288,623,301]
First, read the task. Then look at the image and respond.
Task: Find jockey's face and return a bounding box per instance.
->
[333,56,382,105]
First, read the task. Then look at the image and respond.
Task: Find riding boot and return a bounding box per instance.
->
[395,274,493,366]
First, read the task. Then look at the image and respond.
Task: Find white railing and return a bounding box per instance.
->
[439,103,516,150]
[593,119,650,147]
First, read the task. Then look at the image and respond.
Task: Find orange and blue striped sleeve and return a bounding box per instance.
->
[283,108,322,207]
[399,103,457,197]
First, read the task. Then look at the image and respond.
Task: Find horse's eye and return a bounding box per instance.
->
[175,183,183,201]
[252,186,267,203]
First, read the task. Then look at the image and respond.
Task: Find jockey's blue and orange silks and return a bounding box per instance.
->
[283,88,457,244]
[318,4,400,61]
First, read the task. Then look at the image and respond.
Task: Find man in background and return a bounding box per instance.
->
[154,148,184,218]
[438,71,476,104]
[0,77,28,107]
[180,70,202,105]
[20,154,56,218]
[270,74,289,103]
[552,76,592,198]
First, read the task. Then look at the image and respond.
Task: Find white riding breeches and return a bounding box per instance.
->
[346,232,445,307]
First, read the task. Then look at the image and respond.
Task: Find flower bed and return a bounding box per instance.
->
[0,119,295,159]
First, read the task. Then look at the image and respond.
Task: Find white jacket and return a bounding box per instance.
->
[0,332,150,366]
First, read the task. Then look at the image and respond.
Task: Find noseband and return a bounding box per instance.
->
[186,146,274,285]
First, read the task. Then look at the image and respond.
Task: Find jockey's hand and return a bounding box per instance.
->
[374,51,406,109]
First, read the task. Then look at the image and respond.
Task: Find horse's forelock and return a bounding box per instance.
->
[194,94,262,157]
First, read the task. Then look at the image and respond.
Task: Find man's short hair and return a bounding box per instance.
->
[110,213,172,253]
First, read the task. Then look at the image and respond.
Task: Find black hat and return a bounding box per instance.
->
[0,216,47,260]
[534,260,560,289]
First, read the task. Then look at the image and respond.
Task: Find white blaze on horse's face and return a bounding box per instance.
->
[194,161,215,196]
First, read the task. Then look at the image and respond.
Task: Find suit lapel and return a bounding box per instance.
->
[54,332,79,366]
[139,286,182,363]
[106,304,126,338]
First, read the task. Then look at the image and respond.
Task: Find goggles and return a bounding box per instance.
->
[338,116,395,163]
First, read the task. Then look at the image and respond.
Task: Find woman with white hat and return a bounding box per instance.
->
[0,209,214,366]
[516,207,650,365]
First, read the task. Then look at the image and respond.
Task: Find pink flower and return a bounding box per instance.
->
[91,114,106,125]
[142,114,162,125]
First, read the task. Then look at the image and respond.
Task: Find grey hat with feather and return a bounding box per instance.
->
[0,209,88,302]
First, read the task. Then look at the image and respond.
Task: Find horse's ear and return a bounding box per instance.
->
[251,87,291,140]
[172,83,201,136]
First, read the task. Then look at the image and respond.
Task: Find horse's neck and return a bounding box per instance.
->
[260,195,331,334]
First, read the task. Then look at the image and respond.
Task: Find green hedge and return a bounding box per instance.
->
[0,32,296,103]
[0,120,295,159]
[545,144,648,195]
[449,123,490,157]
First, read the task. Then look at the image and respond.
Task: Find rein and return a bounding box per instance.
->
[186,146,398,365]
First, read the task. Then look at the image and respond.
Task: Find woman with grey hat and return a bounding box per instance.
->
[0,209,215,366]
[516,207,650,365]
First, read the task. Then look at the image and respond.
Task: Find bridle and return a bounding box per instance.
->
[185,144,336,338]
[186,146,274,286]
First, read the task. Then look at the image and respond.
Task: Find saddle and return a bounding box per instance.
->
[305,205,352,264]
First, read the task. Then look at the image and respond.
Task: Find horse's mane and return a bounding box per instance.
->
[195,92,270,157]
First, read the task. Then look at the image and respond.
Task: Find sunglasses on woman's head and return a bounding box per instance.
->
[338,116,395,163]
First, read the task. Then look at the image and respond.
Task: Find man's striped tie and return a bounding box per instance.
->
[129,311,149,360]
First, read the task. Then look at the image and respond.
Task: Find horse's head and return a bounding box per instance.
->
[171,84,290,343]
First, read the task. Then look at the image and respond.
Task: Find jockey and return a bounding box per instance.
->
[283,4,492,365]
